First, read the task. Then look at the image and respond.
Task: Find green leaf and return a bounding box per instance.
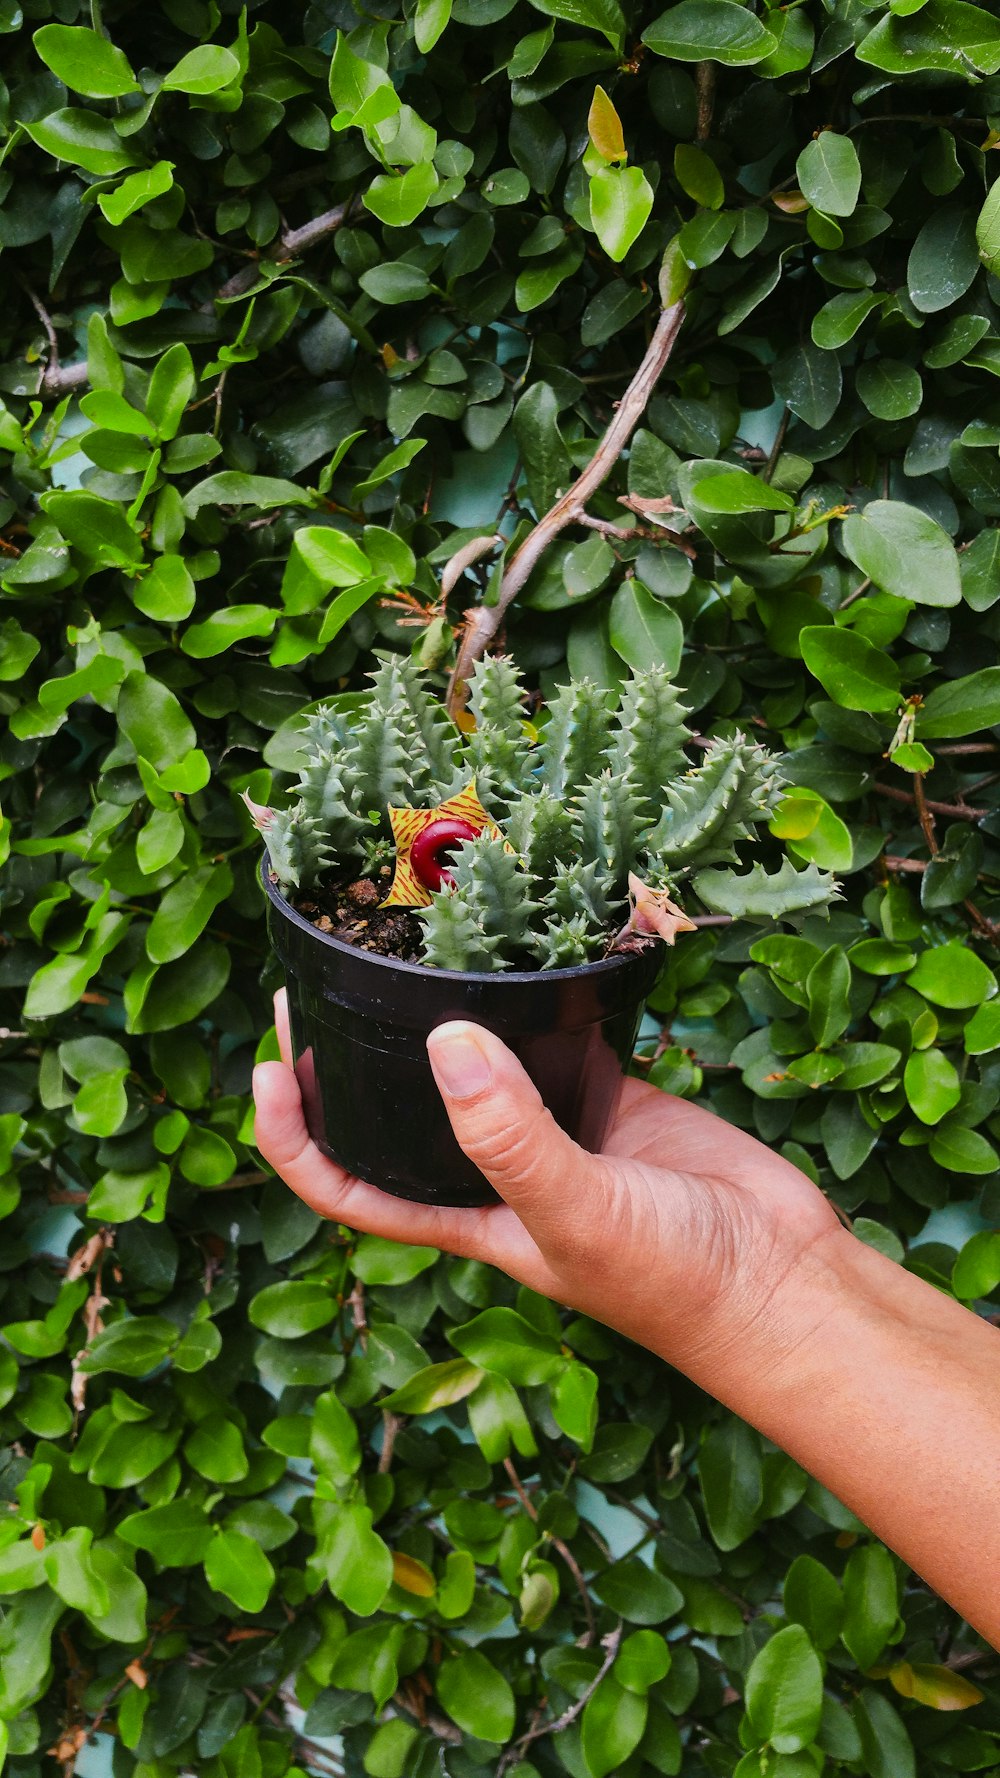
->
[415,0,453,52]
[163,45,240,93]
[204,1529,274,1612]
[527,0,625,50]
[919,667,1000,738]
[594,1556,684,1624]
[315,1500,393,1614]
[609,581,683,674]
[311,1388,361,1487]
[800,626,902,711]
[842,1545,898,1670]
[249,1280,336,1338]
[854,1689,915,1778]
[783,1554,844,1651]
[929,1124,999,1175]
[146,864,232,965]
[806,946,851,1047]
[118,1500,214,1567]
[841,500,960,608]
[811,291,881,350]
[772,342,842,431]
[437,1649,516,1743]
[33,23,138,96]
[674,143,724,209]
[449,1307,563,1384]
[364,163,440,227]
[182,472,313,516]
[903,1047,961,1124]
[26,108,138,175]
[98,161,175,225]
[589,165,654,262]
[280,526,371,613]
[746,1625,823,1755]
[699,1417,762,1550]
[380,1358,484,1413]
[907,941,996,1008]
[643,0,777,64]
[908,207,980,313]
[132,555,196,623]
[358,263,433,305]
[615,1630,671,1695]
[182,604,276,657]
[118,670,196,769]
[797,132,861,218]
[856,359,922,422]
[952,1231,1000,1299]
[582,1675,647,1778]
[550,1359,598,1450]
[964,999,1000,1053]
[514,381,571,515]
[352,1235,439,1284]
[977,178,1000,276]
[78,1316,179,1376]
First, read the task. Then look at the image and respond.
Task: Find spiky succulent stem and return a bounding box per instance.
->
[466,655,535,805]
[642,735,782,871]
[419,892,501,972]
[504,790,576,896]
[265,807,334,890]
[537,679,613,800]
[572,772,646,898]
[609,669,692,812]
[532,914,605,970]
[546,860,614,931]
[445,832,540,962]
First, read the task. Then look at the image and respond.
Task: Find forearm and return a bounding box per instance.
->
[674,1228,1000,1646]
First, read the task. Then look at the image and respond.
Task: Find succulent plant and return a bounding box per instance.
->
[249,654,839,972]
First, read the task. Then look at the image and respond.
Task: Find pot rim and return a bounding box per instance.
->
[260,849,663,987]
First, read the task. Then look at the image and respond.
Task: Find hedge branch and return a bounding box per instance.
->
[446,299,686,720]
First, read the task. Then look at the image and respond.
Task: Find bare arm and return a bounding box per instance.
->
[254,996,1000,1648]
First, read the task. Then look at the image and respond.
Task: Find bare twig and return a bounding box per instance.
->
[502,1457,597,1645]
[446,301,686,718]
[871,782,988,823]
[215,197,362,301]
[496,1623,624,1778]
[378,1410,402,1474]
[695,62,717,142]
[762,406,789,484]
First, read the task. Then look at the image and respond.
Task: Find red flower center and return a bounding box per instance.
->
[409,817,480,892]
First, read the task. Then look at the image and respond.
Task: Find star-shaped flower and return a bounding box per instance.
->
[382,781,506,907]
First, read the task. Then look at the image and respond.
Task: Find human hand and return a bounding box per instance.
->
[253,989,844,1388]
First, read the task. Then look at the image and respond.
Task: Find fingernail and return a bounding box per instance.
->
[428,1028,492,1098]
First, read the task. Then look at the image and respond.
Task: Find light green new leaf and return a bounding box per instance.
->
[589,165,654,261]
[204,1530,274,1612]
[746,1625,823,1754]
[33,24,138,96]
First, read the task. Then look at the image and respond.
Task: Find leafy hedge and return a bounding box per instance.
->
[3,0,1000,1773]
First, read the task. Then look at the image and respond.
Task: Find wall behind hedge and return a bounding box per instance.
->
[3,0,1000,1774]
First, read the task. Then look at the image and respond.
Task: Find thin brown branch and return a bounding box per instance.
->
[378,1409,402,1474]
[446,300,686,718]
[763,405,789,484]
[883,855,927,874]
[912,773,939,855]
[871,783,988,823]
[839,575,872,610]
[496,1623,624,1778]
[695,62,717,142]
[215,197,361,301]
[502,1456,597,1645]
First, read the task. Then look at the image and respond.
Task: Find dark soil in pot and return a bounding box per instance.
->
[261,854,665,1209]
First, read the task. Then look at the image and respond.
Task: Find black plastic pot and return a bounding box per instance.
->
[261,856,664,1208]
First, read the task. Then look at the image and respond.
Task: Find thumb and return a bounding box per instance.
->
[426,1021,613,1254]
